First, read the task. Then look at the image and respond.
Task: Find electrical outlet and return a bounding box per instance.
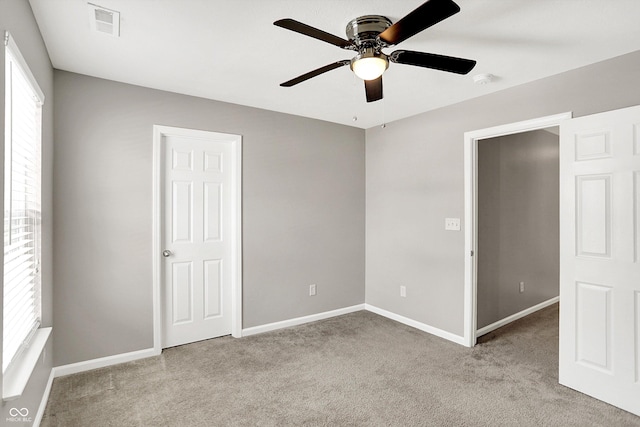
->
[519,282,525,293]
[400,285,406,297]
[445,218,461,231]
[309,284,317,296]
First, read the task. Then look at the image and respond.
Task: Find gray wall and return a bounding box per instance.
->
[476,129,559,329]
[53,71,365,366]
[366,49,640,337]
[0,0,54,424]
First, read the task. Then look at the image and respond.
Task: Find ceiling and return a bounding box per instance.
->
[29,0,640,129]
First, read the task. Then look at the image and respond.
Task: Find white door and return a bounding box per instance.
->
[161,128,239,348]
[559,105,640,415]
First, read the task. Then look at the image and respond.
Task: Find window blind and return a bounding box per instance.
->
[3,34,44,374]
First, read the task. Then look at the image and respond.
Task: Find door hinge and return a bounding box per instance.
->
[471,250,474,256]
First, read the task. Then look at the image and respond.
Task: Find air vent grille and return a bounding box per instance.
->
[88,3,120,37]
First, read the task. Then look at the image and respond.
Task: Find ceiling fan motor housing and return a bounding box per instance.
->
[346,15,392,48]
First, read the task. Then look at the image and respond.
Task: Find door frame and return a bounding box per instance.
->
[463,112,572,347]
[152,124,243,352]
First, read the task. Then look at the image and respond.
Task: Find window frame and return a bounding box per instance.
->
[2,30,50,402]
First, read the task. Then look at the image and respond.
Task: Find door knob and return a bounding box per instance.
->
[162,250,172,258]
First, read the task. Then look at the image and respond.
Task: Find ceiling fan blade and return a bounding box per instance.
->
[390,50,476,74]
[274,19,354,50]
[280,60,350,87]
[378,0,460,46]
[364,76,383,103]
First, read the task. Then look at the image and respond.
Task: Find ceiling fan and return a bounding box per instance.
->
[274,0,477,103]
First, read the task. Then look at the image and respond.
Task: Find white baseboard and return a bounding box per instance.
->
[241,304,365,337]
[49,302,470,380]
[476,296,559,337]
[51,305,365,378]
[33,369,54,427]
[365,304,466,346]
[53,347,161,378]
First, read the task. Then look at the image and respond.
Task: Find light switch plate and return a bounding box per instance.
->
[445,218,461,231]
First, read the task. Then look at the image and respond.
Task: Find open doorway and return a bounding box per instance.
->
[476,128,559,335]
[463,112,572,347]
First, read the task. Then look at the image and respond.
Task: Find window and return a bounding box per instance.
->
[3,32,44,374]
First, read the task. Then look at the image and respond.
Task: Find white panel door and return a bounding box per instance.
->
[559,105,640,415]
[162,131,235,348]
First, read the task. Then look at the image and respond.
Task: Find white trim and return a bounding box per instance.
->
[464,113,572,141]
[4,31,44,103]
[2,328,51,401]
[152,126,162,354]
[476,296,559,337]
[463,112,572,347]
[242,304,365,337]
[232,136,243,338]
[46,303,470,381]
[52,347,160,378]
[152,125,243,349]
[33,369,54,427]
[365,304,466,346]
[463,130,478,348]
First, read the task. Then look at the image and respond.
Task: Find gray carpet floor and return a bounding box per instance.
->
[42,305,640,426]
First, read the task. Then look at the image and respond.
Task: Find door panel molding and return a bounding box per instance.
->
[635,291,640,383]
[204,259,223,319]
[575,174,612,258]
[575,131,611,161]
[575,281,612,372]
[153,125,242,352]
[172,180,193,243]
[634,171,640,263]
[171,261,194,325]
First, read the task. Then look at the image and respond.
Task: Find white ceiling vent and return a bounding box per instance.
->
[88,3,120,37]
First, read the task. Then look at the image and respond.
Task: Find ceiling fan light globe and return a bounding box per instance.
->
[352,56,388,81]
